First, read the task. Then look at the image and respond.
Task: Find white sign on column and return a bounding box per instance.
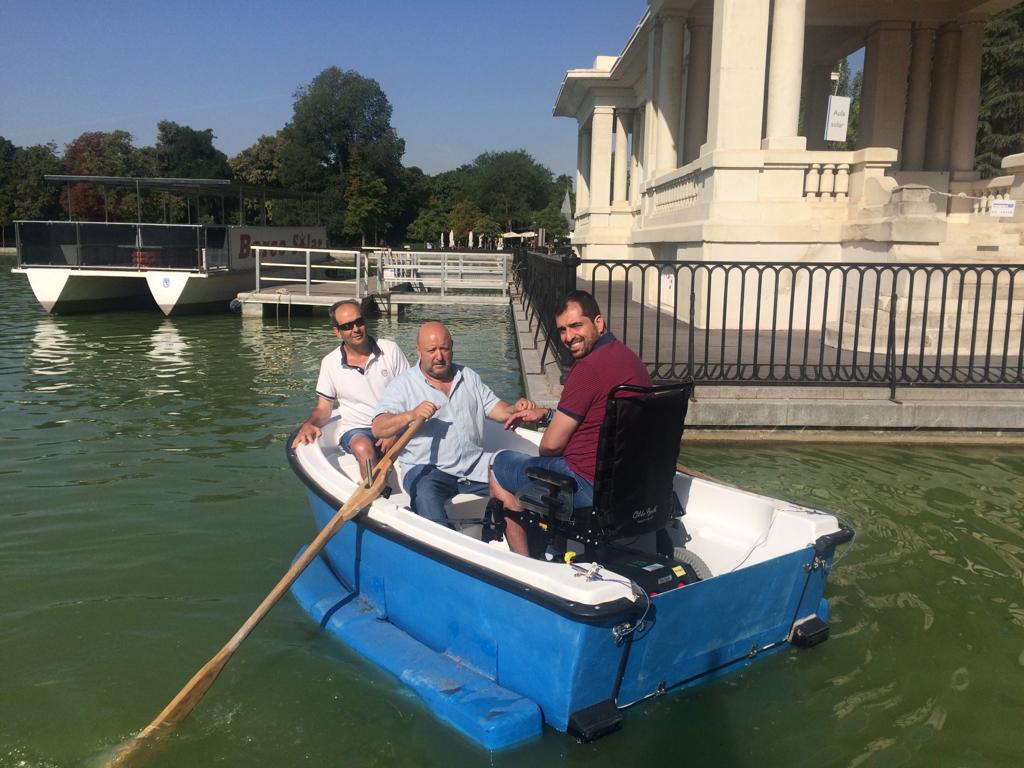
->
[824,95,851,142]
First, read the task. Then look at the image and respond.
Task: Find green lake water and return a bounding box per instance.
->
[2,258,1023,767]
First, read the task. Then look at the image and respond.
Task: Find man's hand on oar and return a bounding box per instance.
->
[103,418,424,767]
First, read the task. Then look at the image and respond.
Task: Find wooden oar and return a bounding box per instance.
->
[106,418,424,768]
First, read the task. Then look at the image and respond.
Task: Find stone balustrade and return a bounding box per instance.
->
[967,176,1013,213]
[803,160,851,201]
[650,166,706,213]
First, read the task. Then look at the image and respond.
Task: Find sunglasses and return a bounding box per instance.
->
[335,317,366,331]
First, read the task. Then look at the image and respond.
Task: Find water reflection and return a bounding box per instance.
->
[146,320,190,380]
[27,317,76,391]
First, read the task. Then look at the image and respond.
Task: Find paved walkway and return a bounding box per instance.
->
[509,288,1024,443]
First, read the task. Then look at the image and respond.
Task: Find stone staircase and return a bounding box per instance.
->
[826,268,1024,355]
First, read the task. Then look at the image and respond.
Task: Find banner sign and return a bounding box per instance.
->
[825,95,851,143]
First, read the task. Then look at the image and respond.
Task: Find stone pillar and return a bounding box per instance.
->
[590,106,615,209]
[949,17,988,176]
[703,0,771,152]
[655,14,685,174]
[577,125,591,211]
[630,110,643,205]
[858,22,912,151]
[643,23,659,181]
[613,109,632,205]
[682,20,712,164]
[924,23,960,171]
[763,0,807,149]
[805,63,835,150]
[901,23,937,170]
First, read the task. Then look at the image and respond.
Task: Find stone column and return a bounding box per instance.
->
[763,0,807,149]
[858,22,912,151]
[577,125,591,212]
[682,20,712,164]
[924,23,960,171]
[949,16,988,176]
[805,63,835,150]
[703,0,771,152]
[630,110,643,205]
[655,14,685,174]
[590,106,615,209]
[901,23,937,170]
[643,23,659,181]
[613,109,632,205]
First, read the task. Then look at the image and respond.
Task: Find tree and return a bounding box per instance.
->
[155,121,230,179]
[342,155,389,246]
[230,133,282,224]
[276,67,407,242]
[0,138,63,229]
[976,5,1024,177]
[469,150,554,230]
[62,131,156,220]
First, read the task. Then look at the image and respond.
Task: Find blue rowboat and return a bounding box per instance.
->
[287,393,852,750]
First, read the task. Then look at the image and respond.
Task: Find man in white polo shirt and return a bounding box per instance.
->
[291,299,409,479]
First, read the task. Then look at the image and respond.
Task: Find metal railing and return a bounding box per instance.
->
[378,250,510,296]
[516,251,1024,390]
[14,220,218,271]
[253,245,369,297]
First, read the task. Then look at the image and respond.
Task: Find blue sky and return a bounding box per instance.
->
[0,0,647,178]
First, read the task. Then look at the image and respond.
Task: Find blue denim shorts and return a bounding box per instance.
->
[491,451,594,508]
[340,427,376,454]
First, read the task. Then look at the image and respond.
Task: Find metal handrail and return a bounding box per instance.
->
[517,251,1024,388]
[252,245,366,297]
[379,250,510,297]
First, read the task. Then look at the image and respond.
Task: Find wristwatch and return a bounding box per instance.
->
[538,407,553,427]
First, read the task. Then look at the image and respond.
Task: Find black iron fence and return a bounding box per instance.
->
[515,251,1024,391]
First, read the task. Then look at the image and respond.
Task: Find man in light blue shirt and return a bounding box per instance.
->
[372,321,534,526]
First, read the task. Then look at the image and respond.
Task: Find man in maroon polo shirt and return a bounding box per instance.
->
[489,290,651,556]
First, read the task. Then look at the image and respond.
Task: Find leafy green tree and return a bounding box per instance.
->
[230,133,282,224]
[0,138,63,229]
[389,165,432,243]
[448,200,485,242]
[976,5,1024,177]
[533,199,570,240]
[154,121,231,223]
[342,155,389,246]
[407,199,449,244]
[276,67,406,242]
[469,150,554,230]
[155,121,230,179]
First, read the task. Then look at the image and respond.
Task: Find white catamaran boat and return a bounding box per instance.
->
[12,176,326,315]
[287,382,854,749]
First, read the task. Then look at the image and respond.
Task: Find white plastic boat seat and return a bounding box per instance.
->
[683,480,776,548]
[682,481,843,573]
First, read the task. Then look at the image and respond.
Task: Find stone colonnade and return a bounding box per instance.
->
[574,0,992,216]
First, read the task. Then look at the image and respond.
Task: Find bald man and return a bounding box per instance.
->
[372,321,534,528]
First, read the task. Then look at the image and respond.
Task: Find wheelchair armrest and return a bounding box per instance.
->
[525,467,577,493]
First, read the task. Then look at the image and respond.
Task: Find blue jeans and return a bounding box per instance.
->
[490,451,594,509]
[340,427,376,454]
[403,464,489,526]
